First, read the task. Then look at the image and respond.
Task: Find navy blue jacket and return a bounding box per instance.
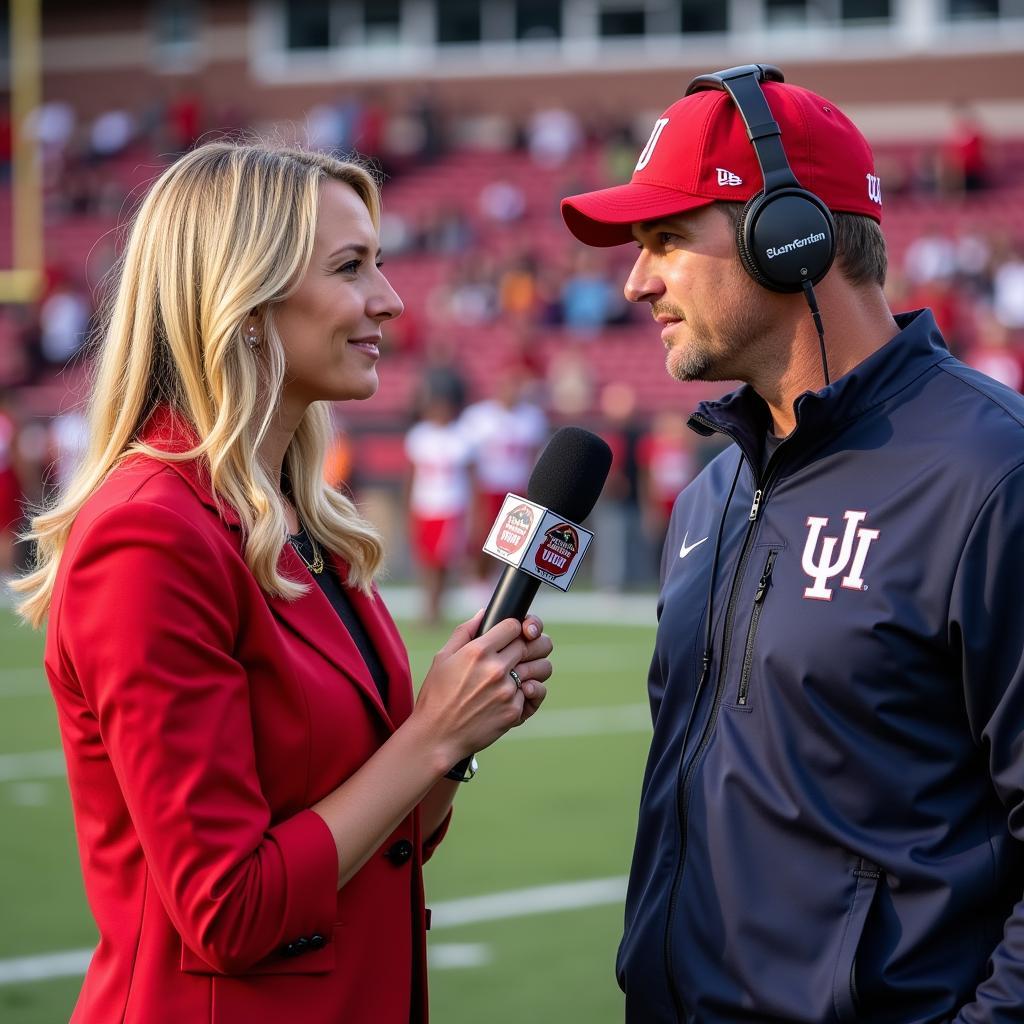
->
[619,310,1024,1023]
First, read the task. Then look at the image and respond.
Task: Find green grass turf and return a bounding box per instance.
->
[0,609,657,1023]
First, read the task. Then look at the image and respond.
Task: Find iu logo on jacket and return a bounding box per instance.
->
[801,510,880,601]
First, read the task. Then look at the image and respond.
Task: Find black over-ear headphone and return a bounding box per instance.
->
[685,64,836,295]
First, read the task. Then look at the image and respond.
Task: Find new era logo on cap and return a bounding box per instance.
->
[717,168,743,186]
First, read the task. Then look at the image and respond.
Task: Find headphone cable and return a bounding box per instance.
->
[801,280,830,387]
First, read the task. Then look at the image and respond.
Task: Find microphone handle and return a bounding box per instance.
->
[447,568,542,780]
[475,566,542,638]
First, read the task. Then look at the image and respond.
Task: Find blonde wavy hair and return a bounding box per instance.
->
[15,141,386,628]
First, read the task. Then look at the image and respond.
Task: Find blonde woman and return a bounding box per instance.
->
[14,143,552,1024]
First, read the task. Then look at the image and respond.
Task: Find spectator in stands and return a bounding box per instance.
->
[546,346,595,417]
[942,102,989,194]
[479,179,527,223]
[88,108,136,162]
[354,89,386,158]
[29,100,75,180]
[12,142,551,1023]
[46,406,90,500]
[407,86,445,164]
[561,249,622,335]
[404,367,473,624]
[526,106,583,168]
[38,275,92,368]
[429,255,498,327]
[903,223,957,285]
[306,102,347,155]
[903,272,969,352]
[167,84,204,153]
[992,242,1024,332]
[604,122,640,187]
[963,310,1024,391]
[498,251,541,324]
[954,229,994,298]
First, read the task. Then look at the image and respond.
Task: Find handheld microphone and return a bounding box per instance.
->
[445,427,612,781]
[476,426,613,637]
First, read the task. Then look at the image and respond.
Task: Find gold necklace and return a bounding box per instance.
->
[290,528,325,575]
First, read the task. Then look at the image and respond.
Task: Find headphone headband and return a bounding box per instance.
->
[685,65,800,194]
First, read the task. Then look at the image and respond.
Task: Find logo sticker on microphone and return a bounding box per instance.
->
[483,495,546,568]
[495,503,535,556]
[482,493,594,591]
[534,524,579,578]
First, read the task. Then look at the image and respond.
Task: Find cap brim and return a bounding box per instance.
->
[561,183,714,247]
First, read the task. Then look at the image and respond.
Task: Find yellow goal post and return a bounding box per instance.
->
[0,0,43,304]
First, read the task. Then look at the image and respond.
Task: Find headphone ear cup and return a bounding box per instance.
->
[738,189,837,293]
[735,192,777,290]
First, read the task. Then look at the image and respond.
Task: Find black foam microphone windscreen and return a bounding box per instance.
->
[525,426,614,524]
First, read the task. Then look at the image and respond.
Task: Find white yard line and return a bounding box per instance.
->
[0,876,628,984]
[505,703,650,739]
[0,668,48,698]
[430,876,628,929]
[0,948,93,985]
[0,705,649,782]
[427,943,492,968]
[0,749,65,782]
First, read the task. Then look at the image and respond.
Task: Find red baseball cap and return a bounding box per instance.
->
[561,81,882,247]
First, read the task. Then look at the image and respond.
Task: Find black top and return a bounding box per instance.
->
[761,430,784,476]
[290,526,389,706]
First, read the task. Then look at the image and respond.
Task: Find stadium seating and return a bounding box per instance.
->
[2,133,1023,459]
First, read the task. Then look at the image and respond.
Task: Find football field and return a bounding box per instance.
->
[0,603,656,1023]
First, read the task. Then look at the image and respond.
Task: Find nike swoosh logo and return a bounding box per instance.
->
[679,533,709,559]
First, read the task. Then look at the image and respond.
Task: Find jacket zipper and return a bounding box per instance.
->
[663,414,782,1022]
[737,550,777,707]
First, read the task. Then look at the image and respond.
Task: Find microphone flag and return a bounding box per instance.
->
[481,494,595,593]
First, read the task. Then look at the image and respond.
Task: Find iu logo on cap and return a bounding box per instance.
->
[866,173,882,205]
[801,510,879,600]
[635,118,669,172]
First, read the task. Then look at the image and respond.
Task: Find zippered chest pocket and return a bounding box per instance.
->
[734,548,778,708]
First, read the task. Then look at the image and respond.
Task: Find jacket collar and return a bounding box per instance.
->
[137,405,409,731]
[688,309,950,468]
[137,405,242,528]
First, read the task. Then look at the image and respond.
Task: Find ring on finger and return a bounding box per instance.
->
[509,668,522,690]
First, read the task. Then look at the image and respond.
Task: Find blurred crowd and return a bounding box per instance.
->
[1,86,1023,599]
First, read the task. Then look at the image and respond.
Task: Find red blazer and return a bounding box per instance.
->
[44,408,448,1024]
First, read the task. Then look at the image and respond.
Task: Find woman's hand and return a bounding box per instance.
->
[413,611,554,766]
[510,615,552,726]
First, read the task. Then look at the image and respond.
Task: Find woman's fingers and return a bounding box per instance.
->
[513,657,553,684]
[517,682,547,723]
[435,608,485,660]
[522,614,544,641]
[519,632,553,664]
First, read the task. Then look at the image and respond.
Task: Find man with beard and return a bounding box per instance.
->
[561,65,1024,1023]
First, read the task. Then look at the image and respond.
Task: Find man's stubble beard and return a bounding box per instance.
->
[665,296,771,385]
